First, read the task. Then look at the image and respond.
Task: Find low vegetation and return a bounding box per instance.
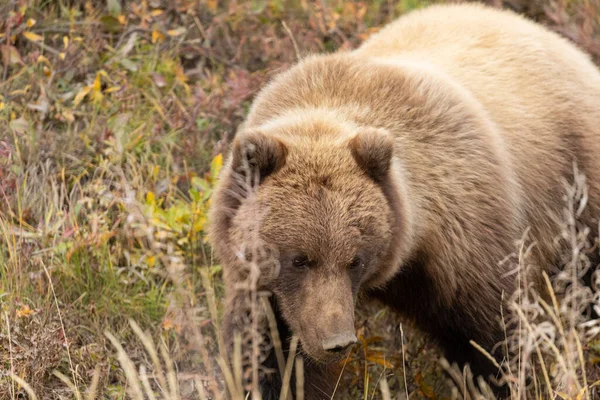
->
[1,0,599,399]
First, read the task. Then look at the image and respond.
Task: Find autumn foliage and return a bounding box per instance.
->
[1,0,600,399]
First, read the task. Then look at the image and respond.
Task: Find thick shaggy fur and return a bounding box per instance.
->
[208,3,600,399]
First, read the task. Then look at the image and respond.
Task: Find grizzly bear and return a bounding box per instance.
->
[208,2,600,399]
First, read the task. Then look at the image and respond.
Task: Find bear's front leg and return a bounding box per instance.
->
[221,294,343,400]
[256,352,342,400]
[220,292,283,399]
[367,262,510,397]
[258,297,343,400]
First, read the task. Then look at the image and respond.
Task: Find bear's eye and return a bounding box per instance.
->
[292,255,310,269]
[349,256,363,270]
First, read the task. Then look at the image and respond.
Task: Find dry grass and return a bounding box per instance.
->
[441,166,600,400]
[1,0,600,399]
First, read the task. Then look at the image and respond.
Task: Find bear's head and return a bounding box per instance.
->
[209,114,405,363]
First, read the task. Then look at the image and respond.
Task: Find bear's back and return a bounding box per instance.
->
[355,3,600,147]
[356,3,600,257]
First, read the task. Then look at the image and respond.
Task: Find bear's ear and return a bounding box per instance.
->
[231,130,288,182]
[349,127,395,183]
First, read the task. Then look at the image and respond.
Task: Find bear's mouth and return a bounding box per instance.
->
[298,336,356,365]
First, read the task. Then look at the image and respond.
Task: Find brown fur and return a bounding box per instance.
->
[208,3,600,398]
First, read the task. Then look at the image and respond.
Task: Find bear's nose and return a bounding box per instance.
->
[321,331,357,353]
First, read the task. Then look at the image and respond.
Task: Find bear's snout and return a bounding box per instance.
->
[321,331,357,353]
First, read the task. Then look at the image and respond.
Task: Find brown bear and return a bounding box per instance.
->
[208,3,600,399]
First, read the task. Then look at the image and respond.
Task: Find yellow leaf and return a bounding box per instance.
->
[167,28,186,37]
[210,153,223,181]
[27,18,36,28]
[59,52,66,60]
[104,86,121,93]
[192,216,206,233]
[147,255,156,267]
[91,89,103,103]
[10,85,30,96]
[88,71,108,101]
[23,31,43,42]
[152,219,172,231]
[151,29,165,44]
[93,73,102,92]
[146,191,156,204]
[43,66,51,77]
[212,153,223,167]
[0,102,5,111]
[117,14,127,24]
[16,305,35,318]
[150,9,163,16]
[73,85,92,106]
[365,354,393,369]
[37,55,51,66]
[63,36,69,49]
